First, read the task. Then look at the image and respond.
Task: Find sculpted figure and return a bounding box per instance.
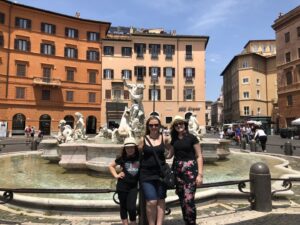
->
[96,126,113,139]
[56,119,73,143]
[73,112,88,140]
[112,107,132,143]
[188,114,202,141]
[123,79,145,123]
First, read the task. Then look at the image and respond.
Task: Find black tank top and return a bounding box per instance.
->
[140,135,166,182]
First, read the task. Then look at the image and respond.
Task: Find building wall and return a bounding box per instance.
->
[222,40,277,124]
[0,0,109,135]
[272,6,300,128]
[102,32,208,129]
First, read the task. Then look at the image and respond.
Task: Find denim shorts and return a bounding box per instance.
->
[141,180,166,200]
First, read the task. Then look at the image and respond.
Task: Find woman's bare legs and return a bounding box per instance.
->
[146,200,157,225]
[156,199,165,225]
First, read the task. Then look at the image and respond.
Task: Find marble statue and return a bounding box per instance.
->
[56,119,73,143]
[123,79,145,123]
[112,107,132,143]
[73,112,88,141]
[188,114,202,141]
[96,126,113,139]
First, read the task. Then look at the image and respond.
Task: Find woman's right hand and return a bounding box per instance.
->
[116,171,125,179]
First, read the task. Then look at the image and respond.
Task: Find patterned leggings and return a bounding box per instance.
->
[173,160,198,225]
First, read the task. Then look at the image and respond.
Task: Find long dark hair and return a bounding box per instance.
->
[145,116,162,135]
[170,120,189,141]
[117,146,139,160]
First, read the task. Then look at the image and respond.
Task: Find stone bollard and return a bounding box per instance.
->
[249,139,257,152]
[249,162,272,212]
[283,141,293,156]
[240,137,246,150]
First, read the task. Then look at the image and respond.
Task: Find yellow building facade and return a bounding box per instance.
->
[221,40,277,130]
[102,28,209,129]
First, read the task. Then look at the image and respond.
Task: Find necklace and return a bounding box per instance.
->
[149,134,159,140]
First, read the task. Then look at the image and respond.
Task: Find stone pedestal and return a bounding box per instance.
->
[217,139,231,160]
[200,141,219,163]
[40,139,60,162]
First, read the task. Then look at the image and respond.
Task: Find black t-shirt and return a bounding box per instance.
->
[140,136,166,182]
[115,153,140,192]
[171,133,199,161]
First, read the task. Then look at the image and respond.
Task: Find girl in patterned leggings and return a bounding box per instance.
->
[166,115,203,225]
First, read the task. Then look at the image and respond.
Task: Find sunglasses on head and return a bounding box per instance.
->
[149,124,159,128]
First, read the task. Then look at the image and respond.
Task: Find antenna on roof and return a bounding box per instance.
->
[75,12,80,18]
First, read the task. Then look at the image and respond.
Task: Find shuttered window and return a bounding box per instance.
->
[166,88,172,100]
[105,90,111,99]
[16,63,26,77]
[65,27,78,38]
[15,17,31,29]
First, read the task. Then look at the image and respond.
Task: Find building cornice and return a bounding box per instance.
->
[0,0,111,32]
[272,5,300,30]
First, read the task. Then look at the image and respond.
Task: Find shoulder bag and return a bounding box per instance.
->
[144,136,175,189]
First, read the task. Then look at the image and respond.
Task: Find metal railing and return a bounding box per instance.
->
[1,170,300,221]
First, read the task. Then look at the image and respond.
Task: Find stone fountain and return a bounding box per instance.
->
[41,79,228,172]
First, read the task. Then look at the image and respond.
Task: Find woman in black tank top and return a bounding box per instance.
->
[138,116,171,225]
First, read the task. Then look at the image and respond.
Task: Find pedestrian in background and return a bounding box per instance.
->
[108,137,140,225]
[30,126,35,141]
[254,127,268,152]
[24,125,31,144]
[166,115,203,225]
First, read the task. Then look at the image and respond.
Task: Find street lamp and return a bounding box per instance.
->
[152,72,157,113]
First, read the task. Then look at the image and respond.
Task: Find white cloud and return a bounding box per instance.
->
[187,0,240,31]
[207,53,222,63]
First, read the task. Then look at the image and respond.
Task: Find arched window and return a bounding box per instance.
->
[12,113,26,135]
[39,114,51,135]
[86,116,97,134]
[64,115,74,128]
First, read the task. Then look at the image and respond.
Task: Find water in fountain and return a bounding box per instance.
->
[0,151,296,201]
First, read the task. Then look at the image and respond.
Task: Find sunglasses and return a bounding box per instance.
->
[149,124,159,128]
[174,122,185,127]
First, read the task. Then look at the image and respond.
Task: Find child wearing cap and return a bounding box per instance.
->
[108,137,140,225]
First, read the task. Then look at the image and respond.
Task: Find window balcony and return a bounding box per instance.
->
[165,77,173,84]
[185,77,194,84]
[33,77,61,87]
[278,82,300,94]
[185,54,193,60]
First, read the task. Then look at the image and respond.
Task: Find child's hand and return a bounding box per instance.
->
[116,172,125,179]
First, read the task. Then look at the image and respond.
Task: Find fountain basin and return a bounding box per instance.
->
[1,150,300,212]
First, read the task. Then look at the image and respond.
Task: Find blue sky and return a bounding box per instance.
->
[15,0,300,101]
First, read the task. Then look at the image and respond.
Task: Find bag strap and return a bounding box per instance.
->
[144,136,164,171]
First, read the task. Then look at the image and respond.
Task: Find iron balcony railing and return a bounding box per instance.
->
[33,77,62,86]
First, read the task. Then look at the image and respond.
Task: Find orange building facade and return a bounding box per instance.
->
[272,6,300,128]
[0,0,110,135]
[0,1,209,135]
[101,28,209,129]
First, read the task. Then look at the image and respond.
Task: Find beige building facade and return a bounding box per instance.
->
[272,6,300,128]
[101,28,209,129]
[221,40,277,130]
